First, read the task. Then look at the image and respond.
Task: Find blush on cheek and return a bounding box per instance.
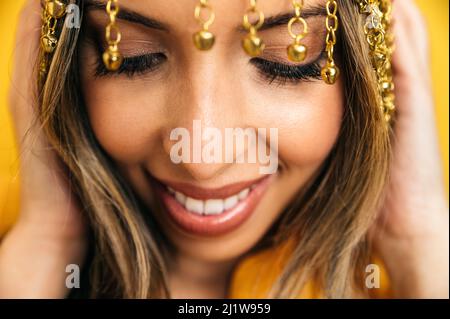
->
[278,108,342,166]
[82,82,157,165]
[275,85,343,167]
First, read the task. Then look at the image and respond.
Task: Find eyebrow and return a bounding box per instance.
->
[84,0,326,33]
[248,6,327,32]
[84,0,169,31]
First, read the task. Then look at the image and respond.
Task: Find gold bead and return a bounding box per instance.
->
[103,47,123,71]
[383,92,395,104]
[242,34,265,57]
[321,63,340,85]
[381,81,394,93]
[384,100,395,112]
[39,61,48,77]
[41,34,58,53]
[287,43,307,62]
[45,0,67,19]
[371,52,387,70]
[193,30,215,51]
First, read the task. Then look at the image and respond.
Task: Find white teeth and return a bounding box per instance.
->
[238,188,249,200]
[204,199,224,215]
[185,197,204,215]
[168,185,253,215]
[175,191,186,205]
[223,195,238,210]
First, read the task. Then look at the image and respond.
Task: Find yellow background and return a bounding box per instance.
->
[0,1,449,235]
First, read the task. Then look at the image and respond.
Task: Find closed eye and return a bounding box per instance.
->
[250,53,325,85]
[95,53,167,78]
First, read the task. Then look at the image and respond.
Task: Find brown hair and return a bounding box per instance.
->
[36,0,390,298]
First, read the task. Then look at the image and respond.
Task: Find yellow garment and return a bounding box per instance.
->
[229,244,321,298]
[228,244,392,298]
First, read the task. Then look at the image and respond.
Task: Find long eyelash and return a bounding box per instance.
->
[250,57,324,85]
[95,53,167,77]
[93,49,323,83]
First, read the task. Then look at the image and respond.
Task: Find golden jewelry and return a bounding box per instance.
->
[355,0,395,122]
[287,0,308,62]
[321,0,339,84]
[103,0,123,71]
[193,0,216,50]
[242,0,265,57]
[40,0,67,54]
[39,0,67,79]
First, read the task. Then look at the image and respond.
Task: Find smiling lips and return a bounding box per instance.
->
[152,175,272,236]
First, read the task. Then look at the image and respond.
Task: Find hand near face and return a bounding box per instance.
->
[372,0,449,298]
[0,0,87,298]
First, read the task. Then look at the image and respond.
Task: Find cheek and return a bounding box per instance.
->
[253,81,344,168]
[81,74,165,165]
[81,58,342,171]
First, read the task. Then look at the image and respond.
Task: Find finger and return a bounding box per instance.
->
[391,0,430,82]
[395,0,429,61]
[9,0,42,130]
[7,2,72,219]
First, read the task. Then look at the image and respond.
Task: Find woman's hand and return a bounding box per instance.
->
[373,0,449,298]
[0,0,87,298]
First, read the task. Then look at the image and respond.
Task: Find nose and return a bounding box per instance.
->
[161,51,246,182]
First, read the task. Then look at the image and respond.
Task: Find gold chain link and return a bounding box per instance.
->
[321,0,340,84]
[103,0,123,71]
[193,0,216,50]
[194,0,215,31]
[288,0,308,43]
[324,0,338,62]
[243,0,264,34]
[242,0,265,56]
[106,0,121,47]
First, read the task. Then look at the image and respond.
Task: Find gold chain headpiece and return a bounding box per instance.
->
[193,0,216,50]
[355,0,395,122]
[321,0,339,84]
[38,0,395,116]
[287,0,309,63]
[40,0,67,78]
[103,0,123,71]
[242,0,266,57]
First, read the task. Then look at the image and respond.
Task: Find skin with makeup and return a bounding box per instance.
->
[0,0,448,298]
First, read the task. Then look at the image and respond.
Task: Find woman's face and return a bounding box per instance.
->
[80,0,343,262]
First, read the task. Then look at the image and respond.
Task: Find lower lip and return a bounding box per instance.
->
[153,176,272,237]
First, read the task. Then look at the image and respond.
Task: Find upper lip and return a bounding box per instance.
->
[150,175,267,200]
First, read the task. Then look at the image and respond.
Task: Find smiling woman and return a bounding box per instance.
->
[0,0,448,299]
[75,0,374,298]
